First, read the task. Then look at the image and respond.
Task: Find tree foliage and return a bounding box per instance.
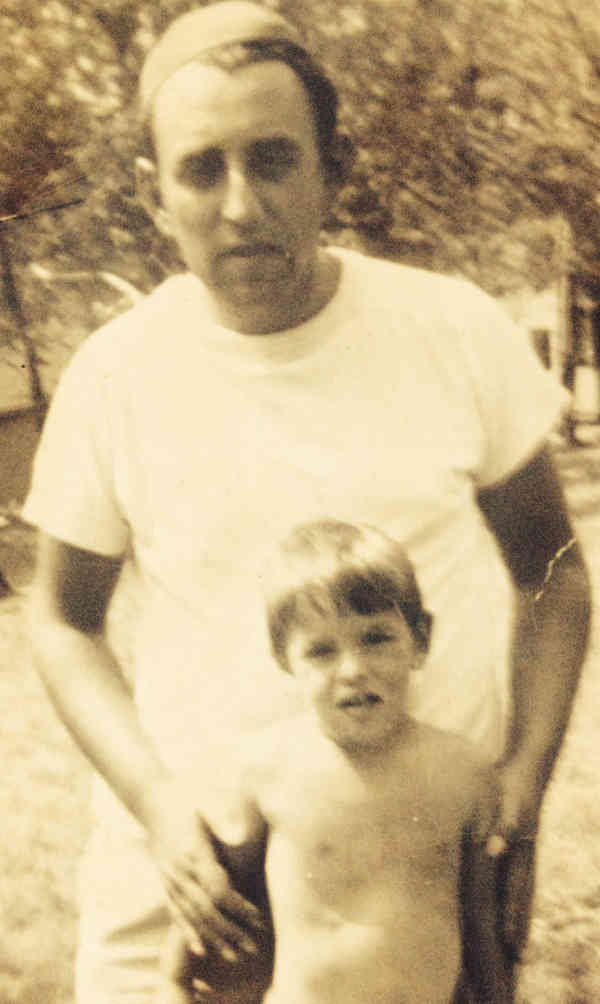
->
[2,0,600,384]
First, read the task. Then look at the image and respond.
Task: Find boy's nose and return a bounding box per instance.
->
[337,651,366,682]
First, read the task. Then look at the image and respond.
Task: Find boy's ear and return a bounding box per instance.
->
[412,646,427,672]
[135,156,173,238]
[413,609,433,666]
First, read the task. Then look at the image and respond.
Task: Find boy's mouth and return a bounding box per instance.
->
[337,692,382,709]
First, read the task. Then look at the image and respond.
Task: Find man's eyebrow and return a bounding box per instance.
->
[176,146,222,175]
[179,146,220,164]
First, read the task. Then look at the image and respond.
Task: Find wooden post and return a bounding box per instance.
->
[0,226,47,428]
[554,213,573,387]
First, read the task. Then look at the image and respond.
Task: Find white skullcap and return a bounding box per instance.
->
[139,2,302,115]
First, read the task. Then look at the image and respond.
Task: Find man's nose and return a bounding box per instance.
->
[221,166,263,225]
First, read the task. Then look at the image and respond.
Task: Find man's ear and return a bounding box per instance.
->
[320,133,355,221]
[325,133,355,194]
[135,156,173,238]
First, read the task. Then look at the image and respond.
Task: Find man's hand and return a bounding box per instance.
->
[142,776,264,962]
[485,759,543,960]
[486,757,543,852]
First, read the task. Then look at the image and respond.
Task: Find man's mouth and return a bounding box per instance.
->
[221,242,286,259]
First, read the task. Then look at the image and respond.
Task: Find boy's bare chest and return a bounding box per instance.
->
[263,753,468,903]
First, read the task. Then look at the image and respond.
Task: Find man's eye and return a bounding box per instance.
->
[250,141,298,181]
[306,641,337,660]
[180,150,224,188]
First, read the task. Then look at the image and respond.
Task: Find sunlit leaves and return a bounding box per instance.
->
[2,0,600,358]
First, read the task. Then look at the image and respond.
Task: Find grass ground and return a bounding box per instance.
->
[1,462,599,1004]
[0,599,90,1004]
[516,510,600,1004]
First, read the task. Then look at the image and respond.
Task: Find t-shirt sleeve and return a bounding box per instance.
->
[459,284,570,488]
[22,338,129,556]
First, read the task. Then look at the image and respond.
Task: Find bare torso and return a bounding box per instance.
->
[247,715,487,1004]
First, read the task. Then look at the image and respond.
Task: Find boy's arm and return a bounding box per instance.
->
[460,771,514,1004]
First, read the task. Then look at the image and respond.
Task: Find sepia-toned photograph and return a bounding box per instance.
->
[1,2,599,1002]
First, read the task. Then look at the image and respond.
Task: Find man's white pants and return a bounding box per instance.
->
[75,825,169,1003]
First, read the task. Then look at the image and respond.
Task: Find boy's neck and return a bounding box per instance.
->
[322,712,420,768]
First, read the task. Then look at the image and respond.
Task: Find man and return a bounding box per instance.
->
[25,4,590,1003]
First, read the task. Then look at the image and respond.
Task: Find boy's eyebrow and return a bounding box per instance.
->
[249,136,302,163]
[361,619,395,627]
[251,135,299,152]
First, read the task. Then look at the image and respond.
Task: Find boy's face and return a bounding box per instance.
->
[285,606,425,752]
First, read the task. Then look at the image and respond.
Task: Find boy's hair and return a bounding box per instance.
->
[264,520,433,671]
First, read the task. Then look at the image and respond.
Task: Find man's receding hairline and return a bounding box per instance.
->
[139,38,341,181]
[138,2,303,118]
[150,50,314,113]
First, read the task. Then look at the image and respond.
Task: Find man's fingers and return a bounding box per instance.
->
[171,898,244,961]
[164,895,206,956]
[165,878,260,959]
[486,833,509,858]
[168,858,264,934]
[485,823,538,858]
[217,884,265,931]
[159,850,265,958]
[485,815,518,857]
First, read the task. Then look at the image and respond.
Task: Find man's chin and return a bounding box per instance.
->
[216,250,292,286]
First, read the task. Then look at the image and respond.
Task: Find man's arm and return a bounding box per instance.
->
[27,532,263,957]
[460,819,514,1004]
[477,445,591,949]
[28,533,168,816]
[478,445,590,820]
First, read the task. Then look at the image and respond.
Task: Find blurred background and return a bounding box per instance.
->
[1,2,600,1001]
[4,1,600,460]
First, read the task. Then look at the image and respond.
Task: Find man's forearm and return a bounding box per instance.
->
[461,838,514,1003]
[504,544,591,786]
[28,603,169,824]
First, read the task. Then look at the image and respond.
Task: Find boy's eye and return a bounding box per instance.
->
[305,641,337,660]
[362,630,394,647]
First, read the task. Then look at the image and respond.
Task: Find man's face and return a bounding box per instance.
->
[150,59,331,331]
[285,606,424,753]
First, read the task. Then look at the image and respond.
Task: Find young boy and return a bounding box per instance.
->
[157,519,513,1004]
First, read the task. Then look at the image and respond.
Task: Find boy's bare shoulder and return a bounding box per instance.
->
[242,712,320,782]
[414,720,492,768]
[411,721,497,814]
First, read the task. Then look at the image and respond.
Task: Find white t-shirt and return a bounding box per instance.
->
[24,248,567,785]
